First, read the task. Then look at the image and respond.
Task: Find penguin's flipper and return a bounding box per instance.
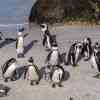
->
[23,33,29,38]
[45,51,52,63]
[42,35,47,46]
[16,39,18,49]
[23,66,28,79]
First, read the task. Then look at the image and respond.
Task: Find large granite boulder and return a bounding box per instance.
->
[29,0,100,24]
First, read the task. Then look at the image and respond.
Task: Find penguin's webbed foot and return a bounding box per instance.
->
[52,83,56,88]
[93,73,100,78]
[4,78,8,82]
[72,64,77,67]
[64,62,70,65]
[58,83,63,87]
[30,81,34,86]
[36,81,39,85]
[10,77,16,81]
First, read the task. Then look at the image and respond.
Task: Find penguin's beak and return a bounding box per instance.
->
[40,25,45,28]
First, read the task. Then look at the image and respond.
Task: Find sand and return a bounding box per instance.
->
[0,24,100,100]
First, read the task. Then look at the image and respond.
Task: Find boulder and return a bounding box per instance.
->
[29,0,100,24]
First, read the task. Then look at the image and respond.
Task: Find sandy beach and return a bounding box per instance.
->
[0,24,100,100]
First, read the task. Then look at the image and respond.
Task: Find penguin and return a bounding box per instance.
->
[16,28,24,58]
[1,58,19,82]
[40,24,57,50]
[45,42,62,67]
[65,41,83,66]
[43,65,51,81]
[24,57,41,85]
[50,65,65,88]
[90,42,100,78]
[82,37,92,61]
[0,84,10,97]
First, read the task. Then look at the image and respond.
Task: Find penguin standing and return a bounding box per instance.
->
[90,42,100,78]
[16,28,24,58]
[24,57,41,85]
[65,41,83,66]
[45,43,62,67]
[82,37,92,61]
[1,58,19,82]
[40,24,57,50]
[50,65,65,88]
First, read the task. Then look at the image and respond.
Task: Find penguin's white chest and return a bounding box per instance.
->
[4,63,18,78]
[90,54,98,71]
[52,69,63,83]
[50,51,58,65]
[17,37,24,53]
[46,36,51,49]
[27,66,39,81]
[75,48,80,62]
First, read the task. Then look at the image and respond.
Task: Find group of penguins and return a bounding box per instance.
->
[0,23,100,97]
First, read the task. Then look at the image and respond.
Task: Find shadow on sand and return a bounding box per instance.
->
[0,38,16,48]
[24,40,38,55]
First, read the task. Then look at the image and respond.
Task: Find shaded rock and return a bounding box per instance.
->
[29,0,100,24]
[29,0,65,23]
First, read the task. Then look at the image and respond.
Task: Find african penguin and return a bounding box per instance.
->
[45,42,62,67]
[40,24,57,50]
[50,65,65,88]
[65,41,83,66]
[16,28,24,58]
[1,58,19,82]
[43,65,51,81]
[24,57,41,85]
[90,42,100,78]
[82,37,92,61]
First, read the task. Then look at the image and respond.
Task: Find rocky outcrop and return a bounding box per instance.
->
[29,0,100,24]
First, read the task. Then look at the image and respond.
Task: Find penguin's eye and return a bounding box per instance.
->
[41,25,45,28]
[79,45,82,49]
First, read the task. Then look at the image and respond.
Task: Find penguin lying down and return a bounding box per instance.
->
[1,58,20,82]
[0,84,10,97]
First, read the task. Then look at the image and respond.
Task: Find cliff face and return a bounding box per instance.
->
[29,0,65,23]
[29,0,100,24]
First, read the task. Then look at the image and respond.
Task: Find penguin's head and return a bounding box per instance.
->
[83,37,92,45]
[93,42,100,55]
[40,23,48,33]
[94,42,100,49]
[28,57,34,63]
[18,27,24,32]
[18,32,22,36]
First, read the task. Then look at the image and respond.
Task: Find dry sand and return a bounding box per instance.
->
[0,24,100,100]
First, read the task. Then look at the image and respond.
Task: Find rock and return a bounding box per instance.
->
[29,0,100,24]
[29,0,65,23]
